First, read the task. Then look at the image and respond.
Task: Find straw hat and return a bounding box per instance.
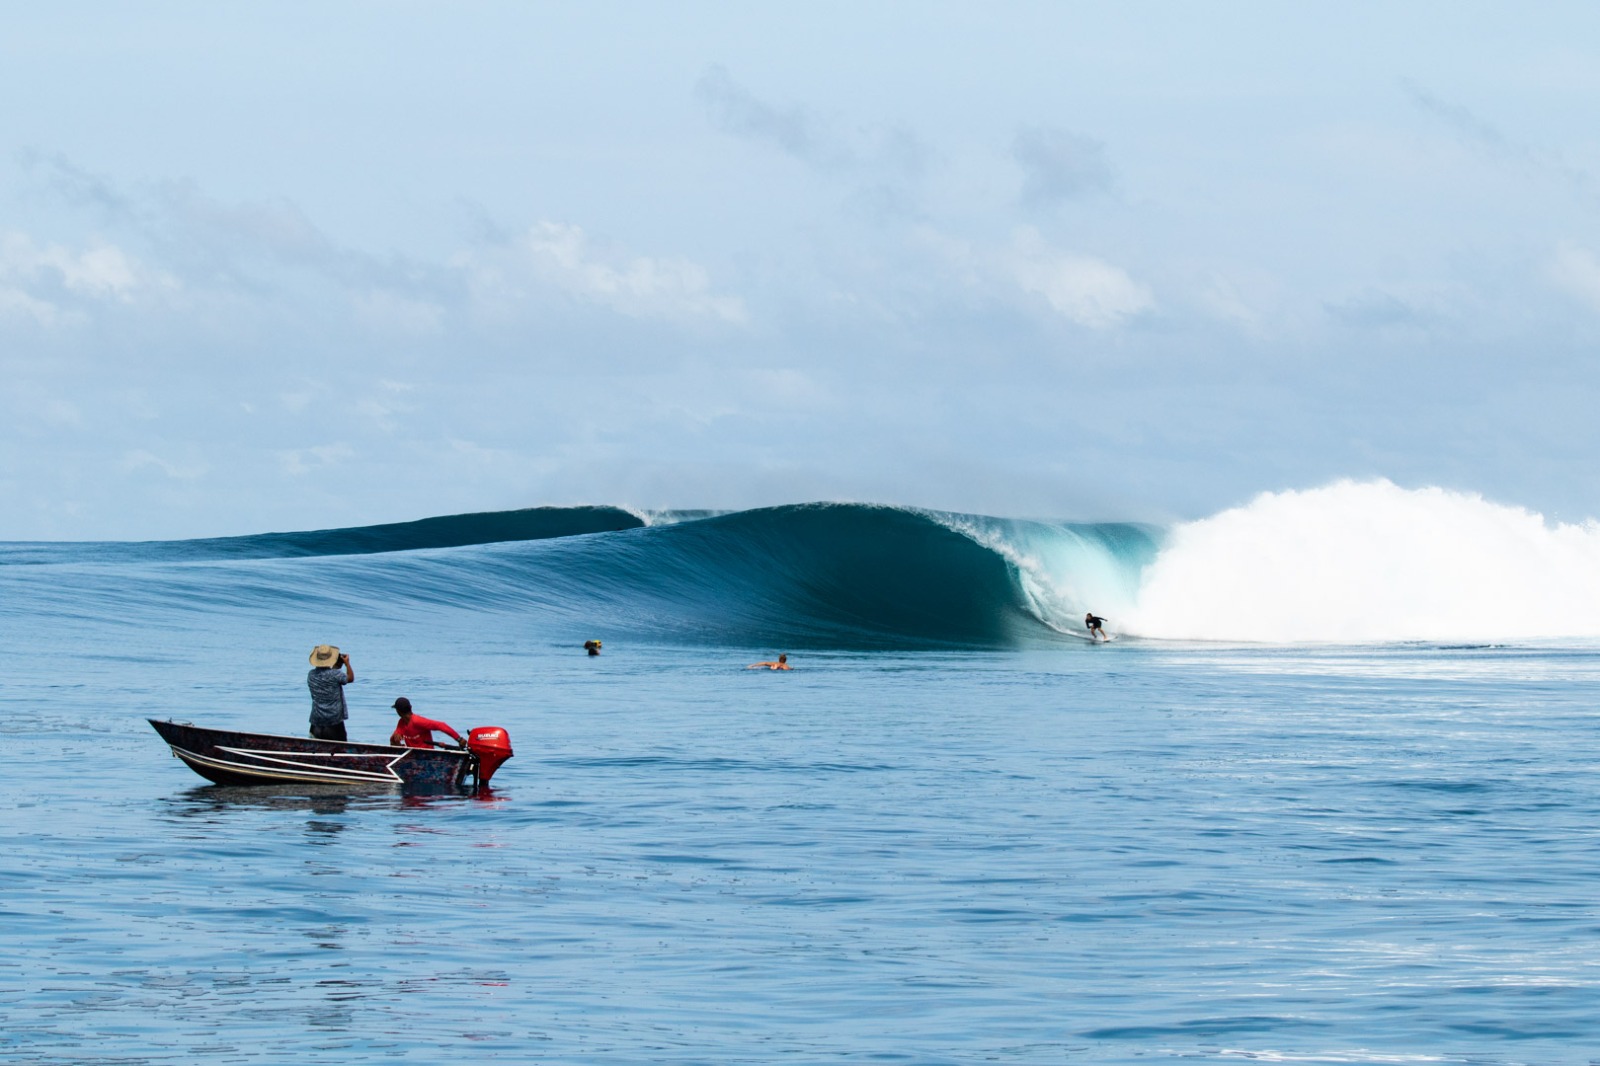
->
[309,645,341,668]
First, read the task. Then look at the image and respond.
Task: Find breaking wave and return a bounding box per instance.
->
[5,481,1599,646]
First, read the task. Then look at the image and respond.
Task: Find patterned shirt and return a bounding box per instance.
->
[307,667,350,726]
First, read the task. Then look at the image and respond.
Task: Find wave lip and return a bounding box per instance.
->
[1122,480,1600,643]
[0,505,645,565]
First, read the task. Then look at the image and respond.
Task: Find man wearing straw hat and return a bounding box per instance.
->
[307,645,355,741]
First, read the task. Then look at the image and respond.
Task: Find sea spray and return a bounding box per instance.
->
[1122,479,1600,642]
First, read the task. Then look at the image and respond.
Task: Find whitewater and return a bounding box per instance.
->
[1061,479,1600,643]
[936,479,1600,644]
[6,477,1600,1066]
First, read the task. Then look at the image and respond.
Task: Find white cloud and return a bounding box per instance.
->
[41,400,84,428]
[742,368,830,408]
[695,65,933,185]
[277,443,356,476]
[21,159,444,327]
[697,65,829,166]
[352,289,444,335]
[1406,81,1599,201]
[909,226,983,287]
[1550,243,1600,311]
[1006,229,1153,329]
[1195,270,1267,333]
[909,225,1154,330]
[56,244,144,298]
[120,449,208,480]
[0,231,176,310]
[465,221,746,324]
[1012,127,1113,206]
[0,286,66,326]
[355,381,419,431]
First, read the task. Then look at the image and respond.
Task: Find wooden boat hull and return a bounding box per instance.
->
[148,719,480,791]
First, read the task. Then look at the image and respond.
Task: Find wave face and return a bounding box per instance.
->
[7,482,1600,646]
[567,504,1158,647]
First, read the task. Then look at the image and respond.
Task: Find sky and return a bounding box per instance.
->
[4,1,1600,540]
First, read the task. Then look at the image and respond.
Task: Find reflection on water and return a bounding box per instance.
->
[8,636,1600,1065]
[163,782,393,815]
[400,787,506,809]
[160,783,502,818]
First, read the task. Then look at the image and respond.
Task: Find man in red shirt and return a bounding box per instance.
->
[389,697,465,749]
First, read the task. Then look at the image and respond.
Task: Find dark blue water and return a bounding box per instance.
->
[5,508,1600,1064]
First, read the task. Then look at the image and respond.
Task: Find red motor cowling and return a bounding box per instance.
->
[467,726,514,785]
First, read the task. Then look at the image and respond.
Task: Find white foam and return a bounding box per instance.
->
[1123,480,1600,642]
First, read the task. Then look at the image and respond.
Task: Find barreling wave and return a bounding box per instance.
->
[254,503,1157,647]
[544,503,1159,646]
[0,501,1158,648]
[7,481,1600,646]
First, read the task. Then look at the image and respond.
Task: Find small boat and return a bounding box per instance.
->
[147,719,513,793]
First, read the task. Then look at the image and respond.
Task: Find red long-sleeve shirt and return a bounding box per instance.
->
[390,714,464,749]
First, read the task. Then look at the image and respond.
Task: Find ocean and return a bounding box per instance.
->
[4,484,1600,1065]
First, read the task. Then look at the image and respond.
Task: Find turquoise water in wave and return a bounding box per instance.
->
[5,506,1600,1064]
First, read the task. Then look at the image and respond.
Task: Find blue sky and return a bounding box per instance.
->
[4,2,1600,539]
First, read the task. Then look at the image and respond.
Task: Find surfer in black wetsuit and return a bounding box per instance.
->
[1085,613,1108,642]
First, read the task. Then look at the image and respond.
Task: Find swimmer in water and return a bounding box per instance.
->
[747,653,792,670]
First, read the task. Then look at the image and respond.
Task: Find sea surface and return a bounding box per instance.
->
[4,496,1600,1065]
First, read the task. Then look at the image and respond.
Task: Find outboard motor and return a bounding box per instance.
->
[466,726,514,786]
